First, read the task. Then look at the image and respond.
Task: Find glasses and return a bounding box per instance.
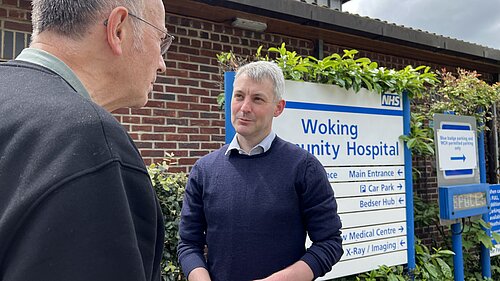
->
[104,12,175,55]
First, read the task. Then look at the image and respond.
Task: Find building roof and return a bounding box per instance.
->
[188,0,500,66]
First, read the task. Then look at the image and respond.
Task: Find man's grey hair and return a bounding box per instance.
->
[31,0,144,42]
[235,61,285,101]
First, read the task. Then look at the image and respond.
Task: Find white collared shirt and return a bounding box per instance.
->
[225,131,276,156]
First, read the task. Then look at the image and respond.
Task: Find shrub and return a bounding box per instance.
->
[216,43,439,107]
[148,157,188,281]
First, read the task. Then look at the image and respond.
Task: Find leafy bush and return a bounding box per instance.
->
[216,43,439,107]
[148,157,188,281]
[413,194,500,281]
[403,69,500,159]
[413,240,454,280]
[266,44,438,100]
[356,264,407,281]
[430,69,500,130]
[334,238,454,281]
[399,113,435,157]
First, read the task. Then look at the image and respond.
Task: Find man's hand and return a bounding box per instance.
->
[188,267,211,281]
[253,260,313,281]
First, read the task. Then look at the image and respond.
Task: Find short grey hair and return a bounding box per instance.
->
[235,61,285,101]
[31,0,144,41]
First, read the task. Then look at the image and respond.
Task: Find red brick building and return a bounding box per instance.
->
[2,0,500,246]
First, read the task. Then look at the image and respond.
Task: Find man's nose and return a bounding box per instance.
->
[240,98,252,112]
[157,55,167,73]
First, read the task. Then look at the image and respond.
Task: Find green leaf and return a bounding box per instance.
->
[423,262,438,278]
[387,274,399,281]
[436,257,453,278]
[478,219,490,229]
[360,77,373,91]
[492,232,500,243]
[407,138,416,148]
[255,45,263,58]
[479,234,494,248]
[437,249,455,256]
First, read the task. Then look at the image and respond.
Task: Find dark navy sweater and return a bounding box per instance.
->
[178,137,343,281]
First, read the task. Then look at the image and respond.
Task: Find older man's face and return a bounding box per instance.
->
[125,0,167,108]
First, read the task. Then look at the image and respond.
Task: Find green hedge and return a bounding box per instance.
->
[148,159,187,281]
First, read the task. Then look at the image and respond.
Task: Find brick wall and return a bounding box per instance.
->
[148,15,496,174]
[0,0,31,22]
[1,1,494,175]
[0,0,31,60]
[1,1,498,247]
[122,13,315,172]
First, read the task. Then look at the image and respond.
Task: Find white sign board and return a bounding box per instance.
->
[490,185,500,257]
[274,81,408,279]
[433,114,479,186]
[436,129,477,171]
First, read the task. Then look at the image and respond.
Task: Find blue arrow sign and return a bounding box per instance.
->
[450,155,466,162]
[400,240,406,247]
[399,226,404,232]
[397,183,403,190]
[399,197,405,204]
[397,169,403,176]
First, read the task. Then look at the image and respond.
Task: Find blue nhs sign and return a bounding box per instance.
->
[381,93,401,107]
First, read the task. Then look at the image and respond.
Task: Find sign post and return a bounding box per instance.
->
[433,113,490,281]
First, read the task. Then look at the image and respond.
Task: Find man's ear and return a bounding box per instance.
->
[274,99,286,117]
[105,7,129,56]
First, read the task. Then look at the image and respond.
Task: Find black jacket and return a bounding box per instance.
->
[0,60,164,281]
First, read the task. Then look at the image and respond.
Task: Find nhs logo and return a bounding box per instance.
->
[381,93,401,108]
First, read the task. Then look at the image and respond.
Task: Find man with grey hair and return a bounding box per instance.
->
[178,61,343,281]
[0,0,172,280]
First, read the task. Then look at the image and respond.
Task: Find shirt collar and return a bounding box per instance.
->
[225,131,276,156]
[16,48,91,100]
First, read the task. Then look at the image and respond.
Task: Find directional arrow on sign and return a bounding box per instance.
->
[399,226,404,233]
[400,240,406,247]
[450,155,466,162]
[397,183,403,190]
[399,197,404,204]
[436,128,477,171]
[397,169,403,176]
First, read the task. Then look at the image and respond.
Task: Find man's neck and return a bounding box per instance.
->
[236,132,274,154]
[236,135,260,154]
[30,34,115,112]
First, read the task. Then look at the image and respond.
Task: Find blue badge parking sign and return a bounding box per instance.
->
[433,114,480,185]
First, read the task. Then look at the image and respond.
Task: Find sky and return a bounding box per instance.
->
[342,0,500,50]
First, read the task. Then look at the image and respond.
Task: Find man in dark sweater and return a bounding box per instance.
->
[178,61,343,281]
[0,0,173,280]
